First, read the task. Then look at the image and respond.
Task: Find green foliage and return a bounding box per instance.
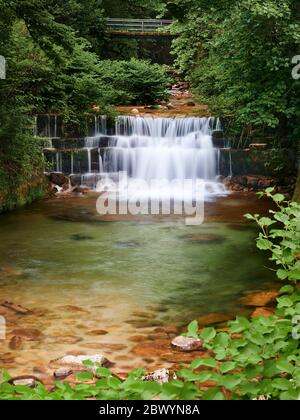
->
[96,59,170,105]
[171,0,300,141]
[245,188,300,282]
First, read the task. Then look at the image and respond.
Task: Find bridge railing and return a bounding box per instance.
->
[106,18,173,33]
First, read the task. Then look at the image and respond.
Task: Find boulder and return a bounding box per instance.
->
[50,354,112,371]
[47,172,69,187]
[131,108,139,115]
[171,336,202,352]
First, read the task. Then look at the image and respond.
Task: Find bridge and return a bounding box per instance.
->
[106,18,173,38]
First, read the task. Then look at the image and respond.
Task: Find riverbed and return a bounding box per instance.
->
[0,192,276,377]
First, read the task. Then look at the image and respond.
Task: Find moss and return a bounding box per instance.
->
[0,176,50,214]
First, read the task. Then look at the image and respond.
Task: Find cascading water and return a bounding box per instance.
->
[99,116,227,200]
[44,115,229,200]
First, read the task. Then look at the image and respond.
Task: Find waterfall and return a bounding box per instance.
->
[103,116,221,181]
[47,115,229,197]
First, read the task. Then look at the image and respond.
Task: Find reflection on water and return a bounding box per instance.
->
[0,194,275,376]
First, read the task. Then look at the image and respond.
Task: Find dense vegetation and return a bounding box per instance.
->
[170,0,300,144]
[0,0,170,211]
[1,191,300,399]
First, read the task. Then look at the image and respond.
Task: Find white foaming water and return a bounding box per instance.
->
[98,116,227,201]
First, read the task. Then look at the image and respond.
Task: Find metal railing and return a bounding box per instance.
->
[106,18,173,33]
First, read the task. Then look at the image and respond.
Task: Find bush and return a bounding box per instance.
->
[96,58,171,105]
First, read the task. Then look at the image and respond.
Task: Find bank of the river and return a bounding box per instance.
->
[0,175,50,214]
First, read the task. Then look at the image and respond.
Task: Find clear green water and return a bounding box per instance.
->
[0,194,276,374]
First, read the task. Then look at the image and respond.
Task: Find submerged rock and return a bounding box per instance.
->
[131,311,156,319]
[251,307,275,318]
[171,336,202,352]
[114,240,140,249]
[180,233,225,245]
[57,305,89,313]
[11,328,43,341]
[0,300,30,314]
[9,336,23,350]
[87,329,108,336]
[142,368,177,385]
[131,340,170,357]
[70,234,94,241]
[240,290,279,307]
[197,313,234,327]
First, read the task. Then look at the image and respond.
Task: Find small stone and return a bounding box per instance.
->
[142,368,176,385]
[11,376,38,388]
[11,328,43,341]
[131,108,139,114]
[180,233,225,245]
[9,336,23,350]
[87,330,108,336]
[131,311,156,319]
[154,326,179,335]
[1,300,30,314]
[171,336,202,352]
[197,313,234,327]
[58,305,89,313]
[54,368,73,379]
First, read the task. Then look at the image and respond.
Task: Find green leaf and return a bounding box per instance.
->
[220,361,236,373]
[277,296,293,308]
[190,358,217,370]
[279,285,294,294]
[75,372,94,381]
[200,327,216,342]
[221,374,242,390]
[1,370,11,383]
[272,194,285,203]
[187,320,199,338]
[272,378,291,390]
[257,238,273,250]
[202,387,226,400]
[277,269,289,280]
[276,358,294,375]
[229,317,250,333]
[95,367,112,378]
[258,217,276,227]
